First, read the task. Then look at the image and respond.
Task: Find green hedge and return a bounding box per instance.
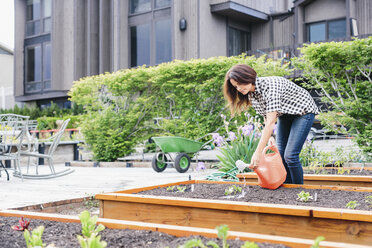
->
[293,37,372,158]
[69,55,291,161]
[36,115,86,130]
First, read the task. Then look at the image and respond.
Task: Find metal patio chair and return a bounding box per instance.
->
[0,114,29,181]
[18,118,74,179]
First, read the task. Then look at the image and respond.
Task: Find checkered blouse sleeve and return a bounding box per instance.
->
[261,78,282,113]
[251,76,319,117]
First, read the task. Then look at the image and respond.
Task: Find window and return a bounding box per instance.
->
[130,24,150,67]
[155,19,172,64]
[129,0,172,67]
[26,0,52,37]
[228,27,250,56]
[25,42,51,93]
[307,18,346,42]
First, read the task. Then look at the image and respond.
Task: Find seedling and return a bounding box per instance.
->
[346,200,359,209]
[77,210,107,248]
[365,196,372,207]
[224,185,242,196]
[297,191,313,202]
[177,186,187,193]
[166,186,176,191]
[24,225,45,248]
[311,236,325,248]
[241,242,259,248]
[337,167,350,175]
[11,216,30,231]
[180,224,259,248]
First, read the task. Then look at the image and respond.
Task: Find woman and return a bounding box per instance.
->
[224,64,319,184]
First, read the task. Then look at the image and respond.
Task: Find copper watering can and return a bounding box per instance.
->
[236,145,286,190]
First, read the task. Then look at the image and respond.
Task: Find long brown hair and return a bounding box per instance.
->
[223,64,257,116]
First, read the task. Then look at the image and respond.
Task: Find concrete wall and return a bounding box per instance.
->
[52,0,74,91]
[14,0,26,98]
[209,0,294,14]
[304,0,346,23]
[200,0,227,58]
[173,0,199,60]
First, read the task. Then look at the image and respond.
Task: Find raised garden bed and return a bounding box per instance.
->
[96,180,372,246]
[237,167,372,187]
[0,210,355,248]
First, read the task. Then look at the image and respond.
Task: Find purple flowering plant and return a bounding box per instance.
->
[208,113,262,180]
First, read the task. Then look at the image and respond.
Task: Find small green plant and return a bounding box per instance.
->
[346,200,359,209]
[224,185,242,196]
[177,186,187,193]
[241,242,259,248]
[24,225,45,248]
[365,196,372,207]
[311,236,325,248]
[77,210,107,248]
[180,224,259,248]
[166,186,176,191]
[337,167,350,175]
[84,196,99,208]
[297,191,313,202]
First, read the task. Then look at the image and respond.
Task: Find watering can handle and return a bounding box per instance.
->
[262,145,279,157]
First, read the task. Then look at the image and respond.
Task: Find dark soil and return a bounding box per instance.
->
[0,216,289,248]
[137,183,372,211]
[303,168,372,176]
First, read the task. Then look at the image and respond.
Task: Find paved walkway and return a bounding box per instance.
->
[0,165,214,210]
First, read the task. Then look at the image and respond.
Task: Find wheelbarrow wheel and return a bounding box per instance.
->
[175,153,191,173]
[152,153,168,172]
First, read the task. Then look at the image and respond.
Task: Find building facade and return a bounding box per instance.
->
[14,0,372,107]
[0,42,16,109]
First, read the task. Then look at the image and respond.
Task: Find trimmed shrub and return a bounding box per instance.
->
[69,55,291,161]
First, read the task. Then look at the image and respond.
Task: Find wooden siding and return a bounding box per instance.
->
[356,0,372,35]
[273,15,295,47]
[174,0,199,60]
[250,22,270,50]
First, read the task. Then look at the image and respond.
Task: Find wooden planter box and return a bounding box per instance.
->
[96,180,372,246]
[0,210,362,248]
[237,167,372,187]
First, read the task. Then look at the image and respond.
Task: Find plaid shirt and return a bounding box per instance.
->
[248,76,319,117]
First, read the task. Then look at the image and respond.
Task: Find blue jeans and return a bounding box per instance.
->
[276,113,315,184]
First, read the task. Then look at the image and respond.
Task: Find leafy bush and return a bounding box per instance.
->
[69,55,291,161]
[0,102,84,119]
[293,37,372,159]
[36,115,85,130]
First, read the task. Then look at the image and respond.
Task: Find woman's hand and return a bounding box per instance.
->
[249,151,261,170]
[268,136,276,146]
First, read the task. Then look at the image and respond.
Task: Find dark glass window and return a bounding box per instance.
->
[26,0,52,36]
[155,0,171,8]
[26,45,42,83]
[130,0,151,14]
[307,18,346,42]
[26,43,51,93]
[155,19,171,64]
[308,23,326,42]
[43,43,51,86]
[228,27,250,56]
[328,19,346,39]
[129,0,172,67]
[27,0,41,21]
[131,24,151,67]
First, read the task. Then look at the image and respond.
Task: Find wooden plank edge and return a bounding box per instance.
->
[0,210,368,248]
[237,173,372,183]
[95,192,311,217]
